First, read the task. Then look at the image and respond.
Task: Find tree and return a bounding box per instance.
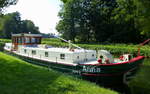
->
[110,0,147,43]
[0,12,40,38]
[57,0,81,42]
[57,0,118,43]
[0,0,18,13]
[87,0,117,42]
[21,20,40,34]
[134,0,150,38]
[0,0,18,38]
[57,0,147,43]
[0,12,21,38]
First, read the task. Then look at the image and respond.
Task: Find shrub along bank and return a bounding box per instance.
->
[1,38,149,57]
[0,39,11,51]
[42,38,150,57]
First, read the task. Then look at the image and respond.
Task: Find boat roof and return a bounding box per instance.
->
[12,33,42,37]
[23,47,96,54]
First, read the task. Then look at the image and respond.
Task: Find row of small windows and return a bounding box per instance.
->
[24,49,65,59]
[23,49,95,59]
[76,54,94,59]
[24,49,36,55]
[13,37,41,44]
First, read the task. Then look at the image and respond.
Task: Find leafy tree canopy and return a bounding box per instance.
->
[0,0,18,13]
[0,12,40,38]
[57,0,149,43]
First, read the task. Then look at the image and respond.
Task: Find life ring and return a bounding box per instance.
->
[97,59,102,64]
[98,50,114,63]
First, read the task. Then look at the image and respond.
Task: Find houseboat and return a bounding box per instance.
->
[4,33,146,85]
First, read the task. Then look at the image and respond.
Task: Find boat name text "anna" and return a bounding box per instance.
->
[82,66,101,73]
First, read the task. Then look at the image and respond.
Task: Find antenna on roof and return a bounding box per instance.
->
[55,36,83,49]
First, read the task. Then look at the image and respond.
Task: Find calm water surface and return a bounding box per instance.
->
[98,58,150,94]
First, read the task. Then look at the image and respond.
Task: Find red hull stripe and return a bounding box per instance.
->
[79,56,144,66]
[82,73,122,76]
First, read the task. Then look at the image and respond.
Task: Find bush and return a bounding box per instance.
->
[42,38,150,57]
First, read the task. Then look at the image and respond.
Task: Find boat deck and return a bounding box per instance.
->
[4,47,124,66]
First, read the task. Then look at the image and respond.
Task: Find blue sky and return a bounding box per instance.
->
[5,0,62,34]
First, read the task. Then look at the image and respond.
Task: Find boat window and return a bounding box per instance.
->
[18,38,22,43]
[24,49,27,53]
[36,38,40,43]
[92,54,94,57]
[100,55,103,59]
[25,38,30,43]
[45,52,48,57]
[22,38,24,44]
[60,54,65,59]
[32,50,36,55]
[32,38,36,43]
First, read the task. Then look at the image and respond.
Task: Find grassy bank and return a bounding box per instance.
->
[0,52,118,94]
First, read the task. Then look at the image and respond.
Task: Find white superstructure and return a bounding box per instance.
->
[4,33,132,65]
[4,42,97,65]
[18,45,96,64]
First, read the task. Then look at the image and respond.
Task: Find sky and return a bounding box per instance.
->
[5,0,62,34]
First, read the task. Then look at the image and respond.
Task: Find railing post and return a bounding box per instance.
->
[56,57,57,63]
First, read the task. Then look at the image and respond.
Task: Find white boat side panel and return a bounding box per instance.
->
[13,45,97,65]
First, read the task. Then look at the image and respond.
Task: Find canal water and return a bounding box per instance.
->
[98,58,150,94]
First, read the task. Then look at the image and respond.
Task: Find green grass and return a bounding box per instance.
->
[129,59,150,94]
[0,52,118,94]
